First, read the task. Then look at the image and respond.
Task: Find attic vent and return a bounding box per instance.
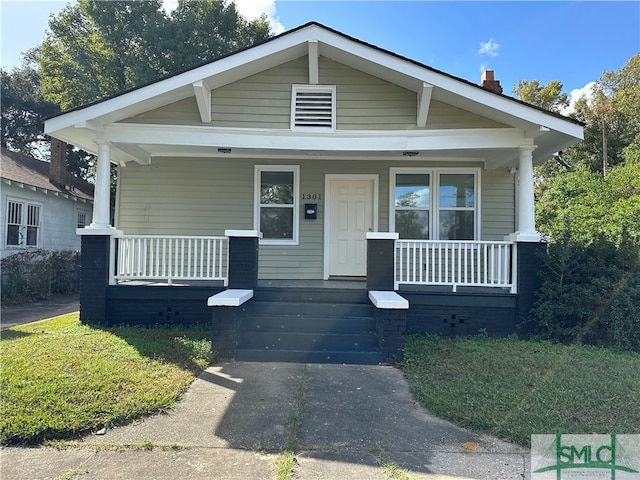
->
[291,85,336,130]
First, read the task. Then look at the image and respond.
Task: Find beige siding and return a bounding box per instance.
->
[427,100,506,129]
[121,97,202,125]
[116,158,515,279]
[480,168,515,240]
[119,56,507,130]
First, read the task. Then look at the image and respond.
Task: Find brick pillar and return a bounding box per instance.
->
[211,307,239,359]
[80,234,111,325]
[516,241,546,328]
[225,230,262,289]
[366,232,398,291]
[375,308,407,363]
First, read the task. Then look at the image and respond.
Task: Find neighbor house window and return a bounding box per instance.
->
[390,169,478,240]
[77,210,89,228]
[6,199,41,247]
[291,85,336,130]
[255,166,299,244]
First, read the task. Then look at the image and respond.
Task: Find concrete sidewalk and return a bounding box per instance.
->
[0,294,79,330]
[1,362,531,480]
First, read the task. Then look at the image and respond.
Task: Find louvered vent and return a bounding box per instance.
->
[291,86,335,129]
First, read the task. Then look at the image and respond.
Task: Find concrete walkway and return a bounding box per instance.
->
[1,294,79,330]
[1,362,531,480]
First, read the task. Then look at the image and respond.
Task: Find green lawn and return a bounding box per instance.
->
[0,314,212,445]
[402,334,640,447]
[3,315,639,448]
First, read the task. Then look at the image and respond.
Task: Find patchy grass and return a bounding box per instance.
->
[402,335,640,447]
[0,314,212,445]
[369,442,414,480]
[274,370,308,480]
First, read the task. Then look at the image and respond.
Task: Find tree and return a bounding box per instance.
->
[38,0,272,110]
[512,79,569,113]
[1,59,58,158]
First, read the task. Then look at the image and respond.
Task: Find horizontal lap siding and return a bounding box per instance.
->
[119,56,507,131]
[116,158,253,236]
[481,168,515,240]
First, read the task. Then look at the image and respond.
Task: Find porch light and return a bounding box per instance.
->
[218,148,232,154]
[402,151,419,157]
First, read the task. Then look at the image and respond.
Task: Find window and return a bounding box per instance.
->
[77,210,89,228]
[6,199,41,247]
[291,85,336,130]
[390,169,478,240]
[255,166,299,244]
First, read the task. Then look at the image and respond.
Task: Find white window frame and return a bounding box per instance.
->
[290,84,336,131]
[254,165,300,245]
[5,198,42,248]
[77,208,90,229]
[390,168,481,240]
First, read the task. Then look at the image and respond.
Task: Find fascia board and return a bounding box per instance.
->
[315,29,583,140]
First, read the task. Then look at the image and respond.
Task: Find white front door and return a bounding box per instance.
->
[326,176,376,277]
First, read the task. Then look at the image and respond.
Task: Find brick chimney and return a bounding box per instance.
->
[49,137,69,187]
[481,70,503,94]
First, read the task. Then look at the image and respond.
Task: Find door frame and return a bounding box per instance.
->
[323,174,379,279]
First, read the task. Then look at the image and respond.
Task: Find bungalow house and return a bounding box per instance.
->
[44,22,583,364]
[1,142,93,258]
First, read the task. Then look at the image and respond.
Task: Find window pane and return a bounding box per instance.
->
[439,174,474,208]
[6,225,19,245]
[26,226,38,246]
[395,174,430,207]
[261,171,294,205]
[439,211,474,240]
[396,210,429,239]
[260,207,293,239]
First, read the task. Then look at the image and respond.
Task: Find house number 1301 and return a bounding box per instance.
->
[302,193,322,200]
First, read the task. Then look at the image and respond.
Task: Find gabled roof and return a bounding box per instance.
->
[44,21,583,167]
[1,148,94,202]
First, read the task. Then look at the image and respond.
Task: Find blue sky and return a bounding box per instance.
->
[1,1,639,106]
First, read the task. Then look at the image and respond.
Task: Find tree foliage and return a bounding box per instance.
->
[512,79,569,113]
[1,59,58,158]
[38,0,272,110]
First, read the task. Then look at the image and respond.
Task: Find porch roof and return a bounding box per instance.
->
[44,22,583,170]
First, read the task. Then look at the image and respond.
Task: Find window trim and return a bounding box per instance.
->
[389,168,481,240]
[5,197,42,248]
[290,84,336,131]
[254,165,300,245]
[77,208,91,229]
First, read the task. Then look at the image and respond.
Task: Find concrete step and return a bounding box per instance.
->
[235,348,381,365]
[237,331,379,350]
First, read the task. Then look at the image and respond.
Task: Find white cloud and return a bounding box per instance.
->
[560,81,596,115]
[162,0,284,35]
[478,38,500,57]
[162,0,178,13]
[233,0,284,34]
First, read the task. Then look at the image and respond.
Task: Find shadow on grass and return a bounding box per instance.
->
[103,324,214,374]
[0,330,33,340]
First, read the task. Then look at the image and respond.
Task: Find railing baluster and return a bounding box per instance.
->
[393,239,514,291]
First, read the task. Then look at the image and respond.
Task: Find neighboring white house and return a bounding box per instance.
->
[1,142,94,258]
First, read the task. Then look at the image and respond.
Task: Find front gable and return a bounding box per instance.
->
[45,22,582,170]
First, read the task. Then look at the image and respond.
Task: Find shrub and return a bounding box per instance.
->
[530,230,640,352]
[0,250,80,304]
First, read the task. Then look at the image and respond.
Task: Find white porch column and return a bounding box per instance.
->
[91,138,112,229]
[509,145,542,242]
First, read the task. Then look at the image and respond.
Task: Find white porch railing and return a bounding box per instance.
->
[115,235,228,285]
[395,240,515,292]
